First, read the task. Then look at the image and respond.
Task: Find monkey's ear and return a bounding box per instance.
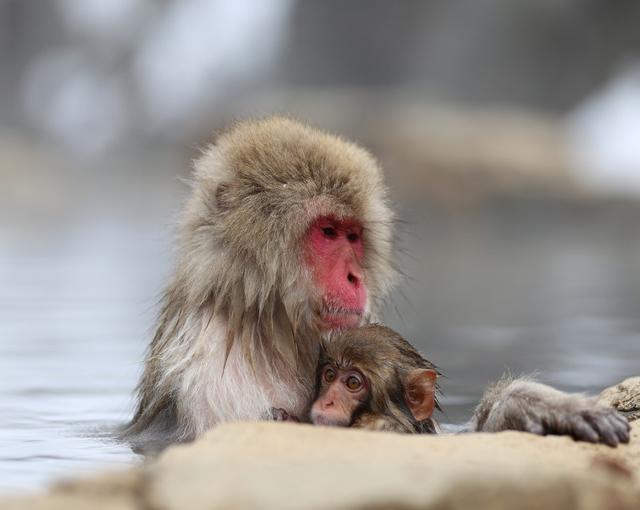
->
[403,369,437,421]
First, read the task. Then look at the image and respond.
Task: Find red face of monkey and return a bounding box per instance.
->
[305,216,368,330]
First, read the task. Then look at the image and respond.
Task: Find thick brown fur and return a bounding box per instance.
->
[125,117,396,445]
[318,324,440,434]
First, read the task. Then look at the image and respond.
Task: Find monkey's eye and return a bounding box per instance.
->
[347,232,359,242]
[345,374,363,392]
[322,226,338,239]
[323,367,336,383]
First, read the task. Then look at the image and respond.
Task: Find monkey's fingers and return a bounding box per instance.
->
[603,412,631,444]
[270,408,289,421]
[269,408,300,422]
[581,410,630,447]
[521,415,545,436]
[583,413,618,447]
[564,415,600,444]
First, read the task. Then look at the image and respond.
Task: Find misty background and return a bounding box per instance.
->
[2,0,640,492]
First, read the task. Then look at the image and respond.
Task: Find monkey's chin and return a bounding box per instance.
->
[320,310,363,331]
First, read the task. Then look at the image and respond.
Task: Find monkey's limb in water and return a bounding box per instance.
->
[467,376,631,447]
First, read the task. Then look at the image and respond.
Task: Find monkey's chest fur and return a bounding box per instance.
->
[169,318,315,438]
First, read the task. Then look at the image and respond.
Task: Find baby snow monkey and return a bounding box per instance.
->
[310,324,440,433]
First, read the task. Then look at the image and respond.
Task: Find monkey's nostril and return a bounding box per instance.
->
[347,273,358,284]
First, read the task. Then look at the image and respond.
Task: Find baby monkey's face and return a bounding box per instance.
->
[310,363,370,426]
[309,324,439,432]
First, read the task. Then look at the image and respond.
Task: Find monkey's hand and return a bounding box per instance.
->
[269,408,301,423]
[472,378,631,447]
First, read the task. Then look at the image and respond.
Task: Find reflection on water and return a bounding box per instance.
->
[2,170,640,492]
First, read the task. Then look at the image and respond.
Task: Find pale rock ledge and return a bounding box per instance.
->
[4,377,640,510]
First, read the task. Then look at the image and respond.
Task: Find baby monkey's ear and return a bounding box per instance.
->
[403,369,437,421]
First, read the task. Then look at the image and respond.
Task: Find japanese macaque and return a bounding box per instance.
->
[124,117,395,447]
[124,116,630,450]
[310,324,440,433]
[306,325,631,447]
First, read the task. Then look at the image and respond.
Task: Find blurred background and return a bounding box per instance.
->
[2,0,640,492]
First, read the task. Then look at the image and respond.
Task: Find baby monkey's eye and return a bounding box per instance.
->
[345,374,362,391]
[323,367,336,383]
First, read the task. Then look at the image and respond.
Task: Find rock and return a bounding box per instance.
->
[3,378,640,510]
[143,420,640,510]
[599,377,640,420]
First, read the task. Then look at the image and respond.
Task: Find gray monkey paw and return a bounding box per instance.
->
[528,404,631,447]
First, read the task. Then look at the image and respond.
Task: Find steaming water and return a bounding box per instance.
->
[2,184,640,493]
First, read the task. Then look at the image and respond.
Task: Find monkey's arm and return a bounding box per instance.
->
[467,376,631,447]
